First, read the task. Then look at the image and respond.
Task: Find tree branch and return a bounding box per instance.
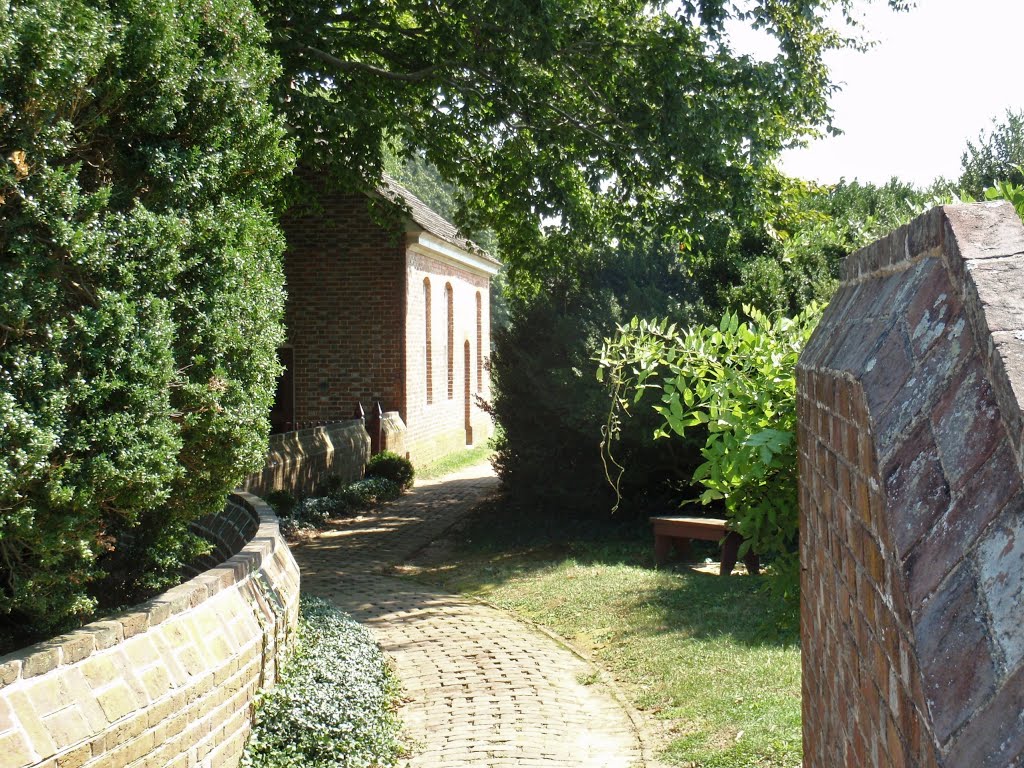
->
[295,44,448,82]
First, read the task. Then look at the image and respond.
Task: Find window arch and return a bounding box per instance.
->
[445,283,454,399]
[423,278,432,404]
[475,291,483,392]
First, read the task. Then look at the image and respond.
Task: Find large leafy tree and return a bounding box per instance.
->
[0,0,292,646]
[261,0,909,520]
[261,0,908,290]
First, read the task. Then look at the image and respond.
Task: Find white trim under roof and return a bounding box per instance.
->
[407,231,501,277]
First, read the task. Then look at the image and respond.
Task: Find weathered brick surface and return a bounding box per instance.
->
[0,493,300,768]
[798,202,1024,767]
[281,178,406,427]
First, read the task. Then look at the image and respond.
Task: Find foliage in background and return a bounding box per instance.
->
[0,0,292,648]
[487,248,706,518]
[366,450,415,491]
[490,174,924,521]
[959,109,1024,197]
[242,597,404,768]
[715,178,927,315]
[599,304,823,613]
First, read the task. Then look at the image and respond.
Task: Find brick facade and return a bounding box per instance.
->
[797,202,1024,767]
[404,249,492,465]
[279,175,497,467]
[281,186,406,427]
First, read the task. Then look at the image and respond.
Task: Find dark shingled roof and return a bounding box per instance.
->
[379,174,500,267]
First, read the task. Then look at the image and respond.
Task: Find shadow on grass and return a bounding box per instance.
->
[411,494,799,648]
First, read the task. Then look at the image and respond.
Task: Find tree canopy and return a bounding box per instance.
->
[260,0,908,289]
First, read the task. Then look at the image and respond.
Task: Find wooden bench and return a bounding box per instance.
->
[650,515,760,576]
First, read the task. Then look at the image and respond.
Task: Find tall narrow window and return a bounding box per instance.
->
[475,291,483,392]
[445,283,454,399]
[424,278,432,404]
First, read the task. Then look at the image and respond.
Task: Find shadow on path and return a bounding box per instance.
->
[291,463,647,768]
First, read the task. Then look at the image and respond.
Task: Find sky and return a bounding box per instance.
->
[738,0,1024,188]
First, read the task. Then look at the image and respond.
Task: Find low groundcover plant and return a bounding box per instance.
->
[242,596,405,768]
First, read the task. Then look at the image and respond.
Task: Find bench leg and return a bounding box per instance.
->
[655,535,692,565]
[654,534,672,565]
[743,551,760,576]
[720,532,742,576]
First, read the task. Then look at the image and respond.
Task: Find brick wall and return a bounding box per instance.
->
[0,493,300,768]
[797,202,1024,767]
[282,179,494,468]
[404,249,492,465]
[243,420,370,498]
[282,183,406,424]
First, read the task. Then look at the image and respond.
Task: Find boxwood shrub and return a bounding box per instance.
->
[243,597,405,768]
[0,0,292,648]
[365,451,415,491]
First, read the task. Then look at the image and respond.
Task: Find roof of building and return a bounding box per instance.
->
[379,174,501,268]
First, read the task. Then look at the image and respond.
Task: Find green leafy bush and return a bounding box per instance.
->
[243,597,404,768]
[263,490,298,519]
[488,253,708,519]
[0,0,292,647]
[599,304,823,608]
[269,478,403,536]
[365,451,415,491]
[338,477,402,507]
[959,110,1024,197]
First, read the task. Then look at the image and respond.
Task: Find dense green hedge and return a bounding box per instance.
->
[0,0,292,648]
[243,597,404,768]
[365,451,415,491]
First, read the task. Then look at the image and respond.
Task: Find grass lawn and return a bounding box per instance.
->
[415,443,495,480]
[406,496,802,768]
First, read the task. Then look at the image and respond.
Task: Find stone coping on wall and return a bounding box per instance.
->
[798,201,1024,767]
[0,491,300,768]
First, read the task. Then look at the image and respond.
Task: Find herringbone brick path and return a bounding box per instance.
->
[292,463,644,767]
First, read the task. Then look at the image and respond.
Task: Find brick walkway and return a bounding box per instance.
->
[292,463,646,767]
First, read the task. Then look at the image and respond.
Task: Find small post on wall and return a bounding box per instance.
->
[352,402,365,422]
[368,401,383,455]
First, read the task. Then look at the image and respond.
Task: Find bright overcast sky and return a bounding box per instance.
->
[759,0,1024,188]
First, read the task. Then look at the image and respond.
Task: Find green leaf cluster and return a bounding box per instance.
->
[242,597,405,768]
[599,304,823,607]
[0,0,292,647]
[266,476,405,536]
[488,246,706,518]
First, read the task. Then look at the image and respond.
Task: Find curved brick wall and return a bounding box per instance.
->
[243,420,370,497]
[798,202,1024,767]
[0,492,300,768]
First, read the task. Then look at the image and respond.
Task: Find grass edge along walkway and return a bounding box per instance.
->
[406,497,803,768]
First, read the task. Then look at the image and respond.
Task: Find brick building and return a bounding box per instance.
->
[270,174,499,466]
